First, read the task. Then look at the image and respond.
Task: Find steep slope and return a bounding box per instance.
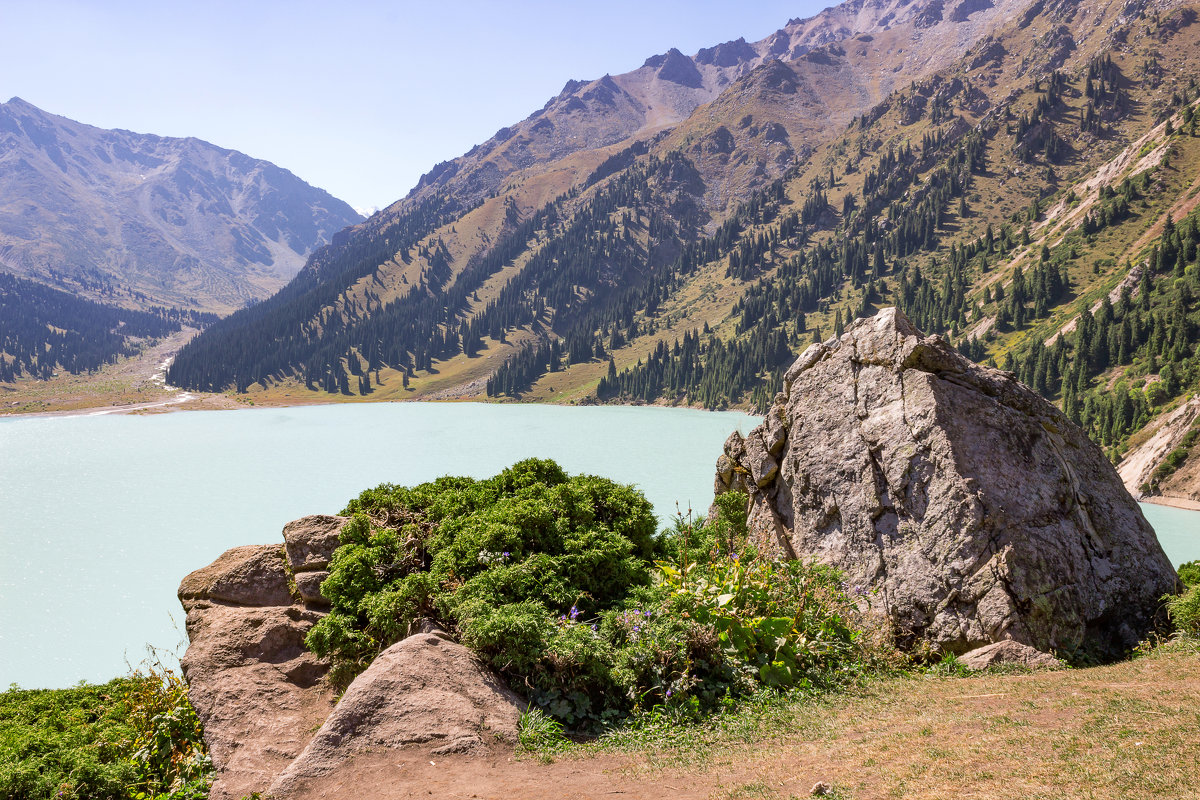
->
[0,271,213,382]
[0,98,362,313]
[403,0,1032,215]
[168,0,1035,394]
[169,0,1200,498]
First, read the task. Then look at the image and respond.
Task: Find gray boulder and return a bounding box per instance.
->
[714,308,1177,659]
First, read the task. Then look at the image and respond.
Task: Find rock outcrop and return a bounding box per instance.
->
[179,516,346,800]
[180,514,525,799]
[715,308,1177,659]
[267,633,523,798]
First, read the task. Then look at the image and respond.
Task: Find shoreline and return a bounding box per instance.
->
[1139,494,1200,512]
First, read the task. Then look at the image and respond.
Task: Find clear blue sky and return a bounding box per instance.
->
[0,1,829,213]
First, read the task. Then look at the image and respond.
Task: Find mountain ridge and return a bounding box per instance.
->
[0,97,363,313]
[167,0,1200,502]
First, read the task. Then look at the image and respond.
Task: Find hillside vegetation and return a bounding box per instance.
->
[167,0,1200,495]
[0,272,216,383]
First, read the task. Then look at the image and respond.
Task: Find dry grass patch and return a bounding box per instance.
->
[497,642,1200,800]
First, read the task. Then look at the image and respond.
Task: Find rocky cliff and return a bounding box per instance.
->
[715,308,1178,659]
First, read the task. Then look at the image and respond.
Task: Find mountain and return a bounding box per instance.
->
[0,98,363,313]
[169,0,1200,502]
[399,0,1028,216]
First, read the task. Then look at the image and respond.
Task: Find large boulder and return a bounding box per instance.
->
[179,516,347,800]
[715,308,1177,659]
[267,633,524,798]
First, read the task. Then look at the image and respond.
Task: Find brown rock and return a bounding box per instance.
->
[178,545,293,609]
[293,570,330,606]
[181,603,334,800]
[715,308,1178,660]
[283,515,348,573]
[178,522,343,799]
[957,640,1063,670]
[266,633,523,798]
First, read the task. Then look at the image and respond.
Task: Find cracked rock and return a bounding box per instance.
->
[713,308,1178,660]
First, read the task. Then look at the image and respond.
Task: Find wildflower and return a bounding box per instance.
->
[569,606,580,620]
[666,689,673,698]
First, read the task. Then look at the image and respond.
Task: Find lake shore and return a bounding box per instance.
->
[1140,494,1200,511]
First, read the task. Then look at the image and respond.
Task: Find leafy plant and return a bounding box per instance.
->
[123,665,211,800]
[309,463,884,731]
[1167,584,1200,638]
[0,665,211,800]
[516,707,567,752]
[1177,560,1200,589]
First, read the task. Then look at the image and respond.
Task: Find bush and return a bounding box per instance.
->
[308,461,881,730]
[0,666,210,800]
[1168,584,1200,637]
[1179,560,1200,589]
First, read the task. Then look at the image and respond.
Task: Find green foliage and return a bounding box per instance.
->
[1167,583,1200,637]
[307,458,663,717]
[657,536,870,697]
[121,668,211,800]
[1178,560,1200,588]
[0,667,210,800]
[309,464,881,731]
[516,707,568,752]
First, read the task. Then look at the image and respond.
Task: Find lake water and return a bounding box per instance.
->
[0,403,758,689]
[1,402,1197,689]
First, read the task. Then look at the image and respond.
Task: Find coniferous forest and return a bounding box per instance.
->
[0,273,216,382]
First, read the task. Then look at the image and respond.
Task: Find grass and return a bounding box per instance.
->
[512,638,1200,800]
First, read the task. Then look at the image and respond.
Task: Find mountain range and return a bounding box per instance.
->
[0,97,363,313]
[75,0,1200,504]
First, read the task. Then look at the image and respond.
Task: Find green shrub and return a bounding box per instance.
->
[1179,560,1200,588]
[0,667,210,800]
[308,461,880,730]
[1168,584,1200,637]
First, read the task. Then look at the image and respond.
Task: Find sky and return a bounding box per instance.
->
[0,0,829,214]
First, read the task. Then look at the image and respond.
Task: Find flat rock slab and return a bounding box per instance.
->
[283,515,347,573]
[268,633,523,799]
[182,604,334,800]
[179,544,293,609]
[179,519,343,800]
[957,640,1063,670]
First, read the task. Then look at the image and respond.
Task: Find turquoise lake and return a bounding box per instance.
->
[1,402,1196,689]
